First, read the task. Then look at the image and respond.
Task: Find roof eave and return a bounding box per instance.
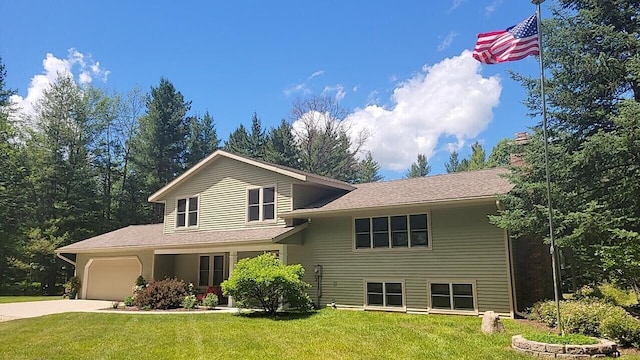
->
[279,194,504,219]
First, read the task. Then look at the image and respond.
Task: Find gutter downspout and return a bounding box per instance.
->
[56,253,76,267]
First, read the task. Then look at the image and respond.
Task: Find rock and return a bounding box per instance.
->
[481,311,505,334]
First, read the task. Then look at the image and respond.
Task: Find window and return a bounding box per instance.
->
[354,214,429,249]
[366,281,404,307]
[247,186,276,222]
[198,256,210,287]
[176,196,198,228]
[430,283,475,311]
[199,255,225,287]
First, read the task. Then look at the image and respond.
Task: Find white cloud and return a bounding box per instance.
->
[321,84,346,102]
[308,70,324,80]
[284,70,325,97]
[10,48,109,119]
[343,50,502,171]
[485,0,503,16]
[437,31,457,52]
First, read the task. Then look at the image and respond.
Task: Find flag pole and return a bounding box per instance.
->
[532,0,564,336]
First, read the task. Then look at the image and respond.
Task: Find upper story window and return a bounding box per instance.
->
[355,213,429,249]
[247,186,275,222]
[176,196,199,228]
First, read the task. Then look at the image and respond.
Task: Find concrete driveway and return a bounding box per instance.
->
[0,300,113,322]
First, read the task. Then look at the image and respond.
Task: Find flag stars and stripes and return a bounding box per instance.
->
[473,14,540,64]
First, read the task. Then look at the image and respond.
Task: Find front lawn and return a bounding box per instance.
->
[0,296,60,304]
[0,309,637,359]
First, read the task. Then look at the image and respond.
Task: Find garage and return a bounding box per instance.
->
[83,257,142,300]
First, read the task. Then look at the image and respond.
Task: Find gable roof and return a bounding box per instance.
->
[55,223,307,253]
[148,150,354,202]
[281,168,513,217]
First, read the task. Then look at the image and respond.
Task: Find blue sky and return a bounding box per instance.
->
[0,0,552,179]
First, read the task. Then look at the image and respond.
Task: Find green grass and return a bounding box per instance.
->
[523,332,599,345]
[0,309,638,359]
[0,296,61,304]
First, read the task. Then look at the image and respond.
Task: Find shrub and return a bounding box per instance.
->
[133,278,188,310]
[63,277,81,299]
[135,275,147,287]
[221,253,313,315]
[124,296,134,307]
[202,293,218,309]
[573,283,638,307]
[530,299,640,346]
[182,295,198,309]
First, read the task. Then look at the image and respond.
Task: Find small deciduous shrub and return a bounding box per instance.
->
[530,299,640,347]
[124,296,134,307]
[202,293,218,309]
[221,253,313,315]
[133,278,188,310]
[574,283,638,307]
[182,294,198,309]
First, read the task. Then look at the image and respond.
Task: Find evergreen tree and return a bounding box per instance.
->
[132,78,191,222]
[406,154,431,178]
[0,57,26,289]
[248,112,266,159]
[467,141,487,170]
[445,150,466,173]
[264,119,299,168]
[491,0,640,290]
[356,151,383,183]
[185,111,220,168]
[224,124,251,156]
[24,75,100,293]
[487,138,512,167]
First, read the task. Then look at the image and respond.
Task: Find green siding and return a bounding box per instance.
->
[163,157,300,233]
[297,203,512,315]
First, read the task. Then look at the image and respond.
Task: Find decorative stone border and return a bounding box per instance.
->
[512,335,619,358]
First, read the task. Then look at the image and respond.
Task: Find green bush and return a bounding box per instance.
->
[124,296,134,307]
[63,277,81,299]
[133,278,188,310]
[573,283,638,307]
[182,294,197,309]
[530,299,640,347]
[221,253,313,315]
[202,293,218,309]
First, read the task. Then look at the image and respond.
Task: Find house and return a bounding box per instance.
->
[55,149,550,317]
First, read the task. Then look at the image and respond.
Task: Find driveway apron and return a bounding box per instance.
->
[0,300,112,322]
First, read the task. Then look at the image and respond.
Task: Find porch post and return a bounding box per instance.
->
[228,251,237,307]
[278,244,287,265]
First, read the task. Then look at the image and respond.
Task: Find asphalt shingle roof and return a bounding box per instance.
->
[281,168,513,217]
[57,224,301,252]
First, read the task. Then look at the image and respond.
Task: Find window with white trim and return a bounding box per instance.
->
[430,283,475,311]
[176,196,198,228]
[366,282,404,307]
[247,186,275,222]
[355,214,428,249]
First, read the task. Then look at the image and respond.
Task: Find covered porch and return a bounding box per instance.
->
[152,243,290,306]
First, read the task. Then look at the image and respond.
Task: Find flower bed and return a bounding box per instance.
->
[512,335,619,358]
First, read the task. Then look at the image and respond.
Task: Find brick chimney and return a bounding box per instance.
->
[509,132,529,167]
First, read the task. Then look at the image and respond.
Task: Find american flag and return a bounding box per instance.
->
[473,14,539,64]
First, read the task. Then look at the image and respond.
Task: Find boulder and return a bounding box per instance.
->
[481,311,505,334]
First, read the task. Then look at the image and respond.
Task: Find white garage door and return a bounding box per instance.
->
[85,257,141,300]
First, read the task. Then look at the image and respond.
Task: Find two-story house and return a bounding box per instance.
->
[56,149,550,318]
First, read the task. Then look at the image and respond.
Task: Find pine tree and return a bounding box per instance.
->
[132,77,191,222]
[264,119,299,168]
[185,111,220,168]
[406,154,431,178]
[445,150,465,173]
[248,112,266,159]
[356,152,383,183]
[224,124,251,156]
[467,141,487,170]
